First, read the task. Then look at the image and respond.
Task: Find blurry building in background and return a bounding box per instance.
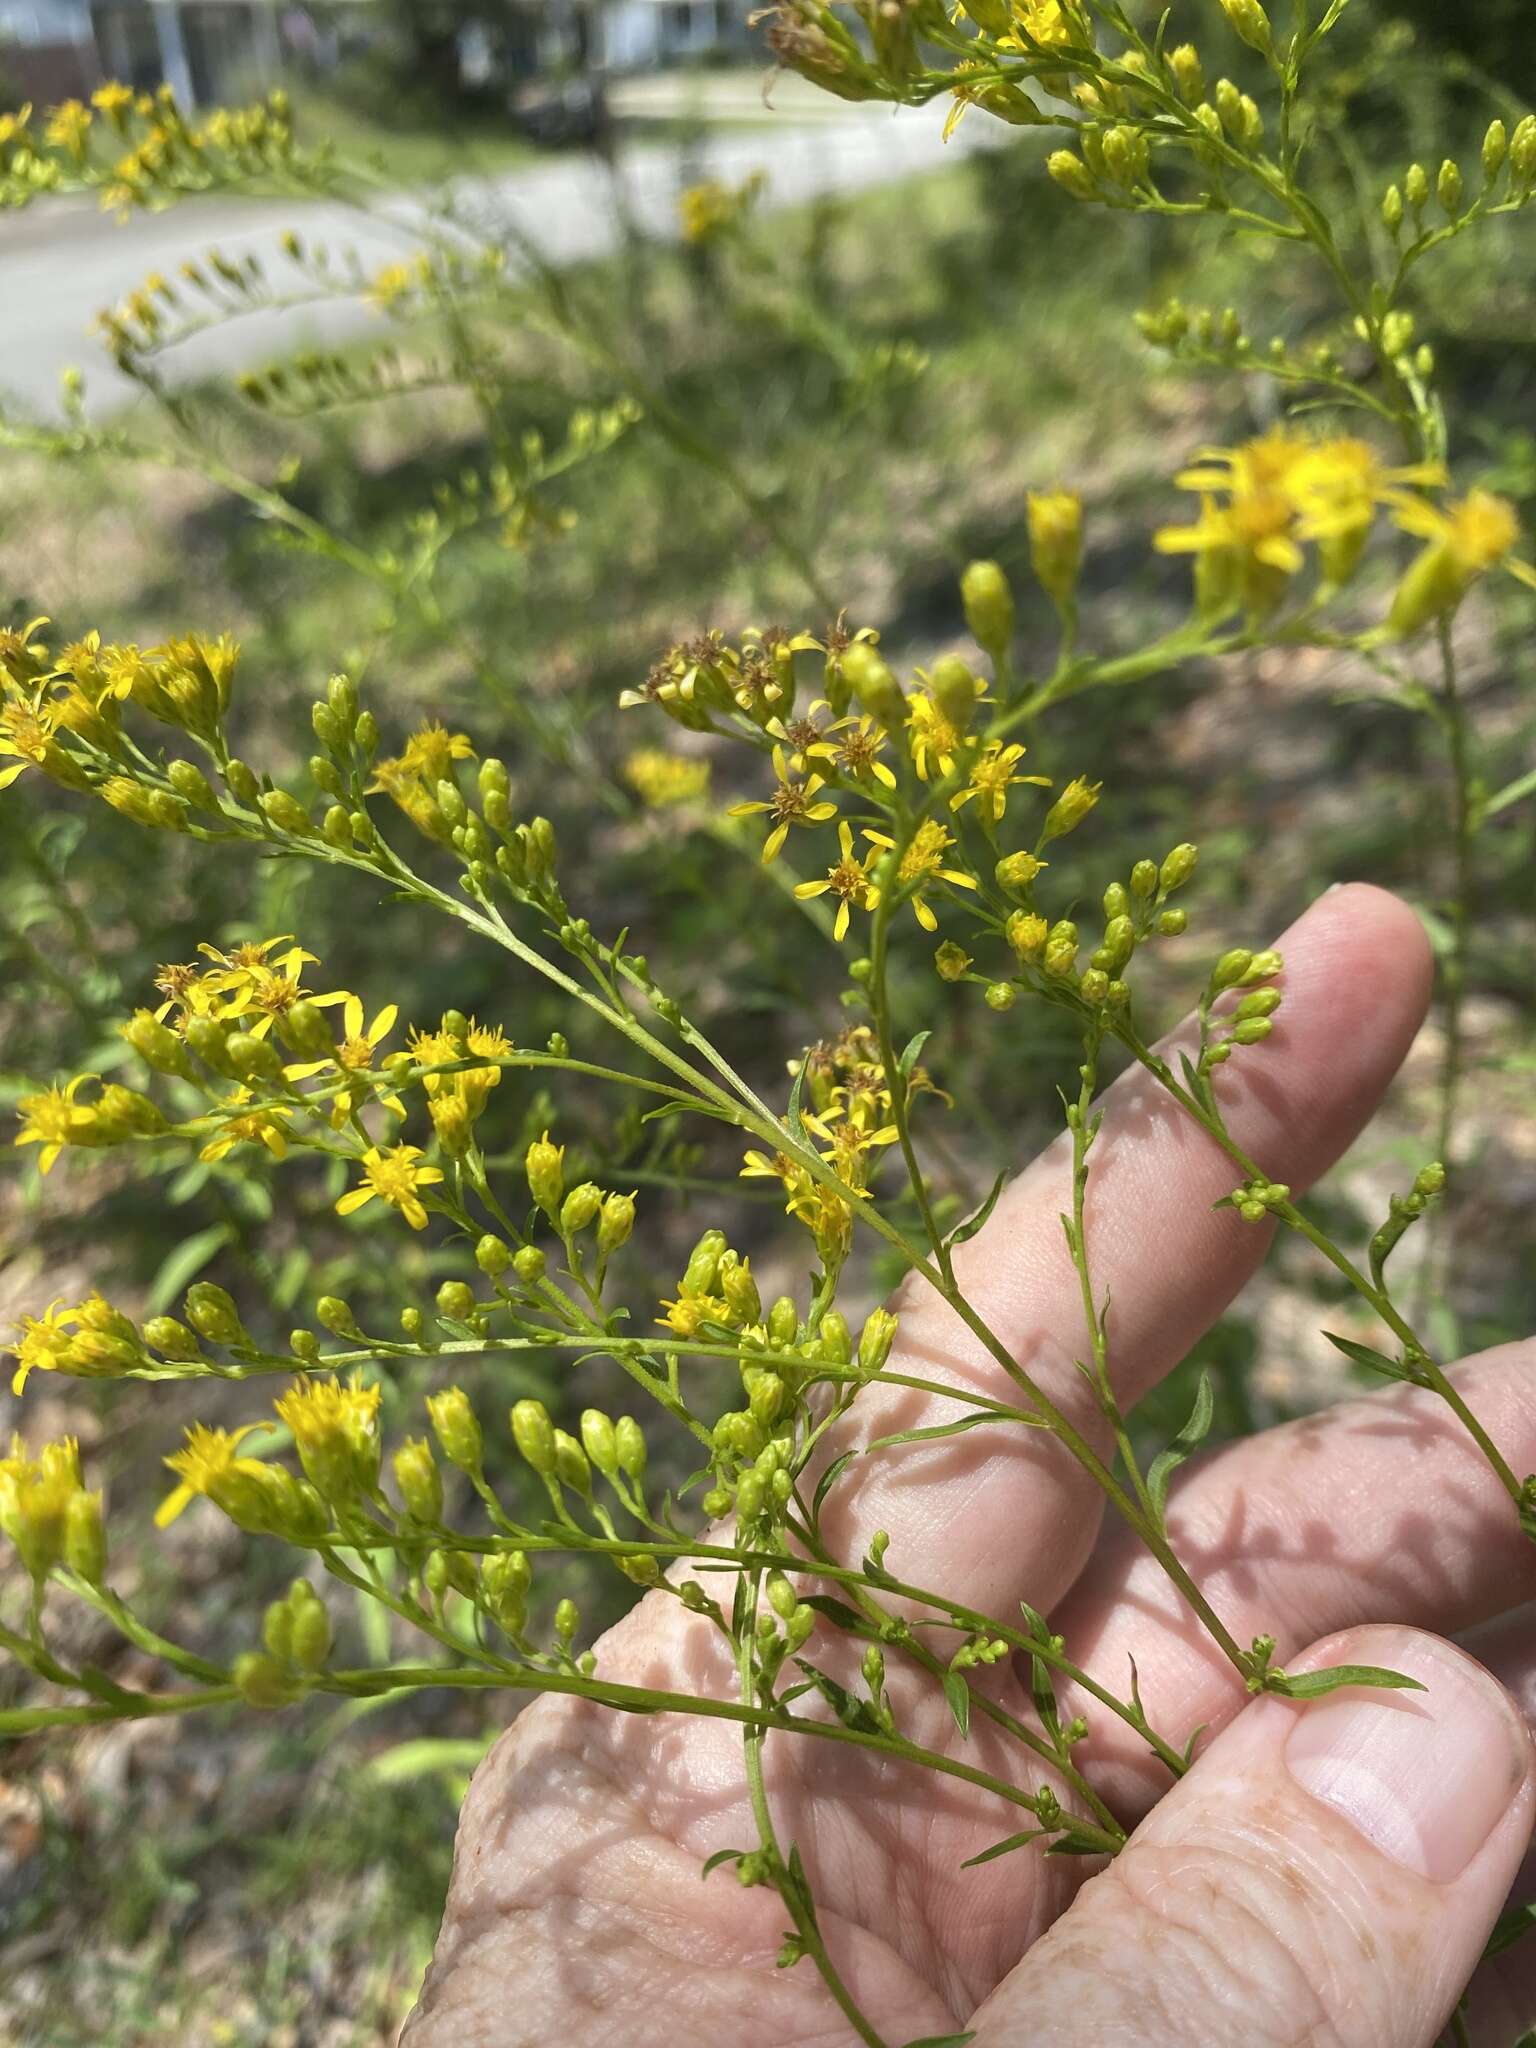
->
[1,0,340,105]
[598,0,752,72]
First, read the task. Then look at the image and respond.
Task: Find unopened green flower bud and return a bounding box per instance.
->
[614,1415,647,1481]
[289,1328,320,1363]
[1158,908,1188,936]
[580,1409,619,1478]
[862,1642,886,1694]
[143,1315,202,1361]
[935,940,972,982]
[960,559,1015,664]
[1046,148,1096,200]
[1405,161,1429,213]
[858,1307,898,1374]
[597,1190,636,1253]
[436,1280,477,1324]
[1041,775,1101,842]
[1218,0,1272,54]
[260,788,313,837]
[233,1650,299,1709]
[682,1228,727,1300]
[735,1469,767,1521]
[1437,158,1463,216]
[327,672,358,728]
[1382,183,1404,232]
[1414,1161,1447,1198]
[224,758,260,804]
[560,1182,603,1234]
[1235,987,1282,1020]
[512,1245,546,1287]
[768,1296,799,1348]
[1244,949,1283,981]
[426,1387,483,1475]
[475,1234,512,1277]
[766,1571,797,1621]
[63,1490,107,1583]
[720,1257,761,1325]
[393,1436,444,1523]
[263,1595,294,1662]
[553,1429,591,1497]
[554,1596,579,1644]
[481,1550,530,1636]
[276,999,335,1060]
[167,758,217,809]
[184,1282,247,1347]
[289,1582,331,1668]
[984,981,1016,1012]
[511,1398,556,1475]
[225,1031,283,1083]
[121,1009,194,1078]
[1232,1016,1273,1045]
[1210,948,1254,992]
[1381,309,1415,358]
[1078,968,1111,1005]
[525,1130,563,1220]
[1483,120,1508,183]
[840,640,906,731]
[315,1295,358,1337]
[1096,914,1135,973]
[1513,115,1536,184]
[930,653,980,733]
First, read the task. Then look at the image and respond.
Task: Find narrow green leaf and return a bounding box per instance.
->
[865,1411,1032,1457]
[1281,1662,1427,1699]
[792,1660,885,1735]
[961,1828,1045,1869]
[1146,1370,1214,1520]
[810,1449,856,1526]
[942,1668,971,1741]
[1483,765,1536,821]
[897,1029,932,1082]
[786,1055,809,1139]
[1044,1827,1114,1857]
[901,2036,976,2047]
[947,1169,1008,1251]
[702,1847,748,1880]
[1322,1329,1416,1382]
[147,1223,234,1315]
[801,1594,871,1636]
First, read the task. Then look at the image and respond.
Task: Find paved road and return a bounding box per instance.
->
[0,103,997,421]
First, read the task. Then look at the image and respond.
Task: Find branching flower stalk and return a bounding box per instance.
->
[4,11,1536,2042]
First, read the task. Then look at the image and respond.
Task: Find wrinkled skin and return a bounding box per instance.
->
[404,889,1536,2046]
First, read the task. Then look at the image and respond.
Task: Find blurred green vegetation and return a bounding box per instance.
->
[3,5,1536,2038]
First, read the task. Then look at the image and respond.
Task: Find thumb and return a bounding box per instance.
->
[970,1627,1534,2047]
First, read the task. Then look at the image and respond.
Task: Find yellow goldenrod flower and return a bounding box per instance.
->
[951,740,1049,825]
[156,1422,265,1528]
[287,995,397,1080]
[367,262,415,311]
[678,171,764,244]
[740,1146,799,1187]
[196,936,344,1036]
[728,744,838,862]
[657,1294,733,1337]
[904,690,968,782]
[1389,488,1536,634]
[864,820,979,932]
[91,81,135,119]
[624,747,710,807]
[793,821,876,941]
[44,99,92,158]
[0,1435,89,1575]
[0,614,50,684]
[406,1023,460,1085]
[386,720,475,786]
[14,1074,95,1174]
[7,1294,140,1395]
[336,1144,444,1230]
[198,1087,293,1163]
[274,1373,382,1500]
[806,711,897,788]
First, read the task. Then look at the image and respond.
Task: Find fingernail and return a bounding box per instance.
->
[1285,1636,1526,1881]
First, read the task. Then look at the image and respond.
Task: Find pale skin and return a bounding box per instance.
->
[405,886,1536,2047]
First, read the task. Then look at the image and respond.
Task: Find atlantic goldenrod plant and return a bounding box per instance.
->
[4,6,1536,2043]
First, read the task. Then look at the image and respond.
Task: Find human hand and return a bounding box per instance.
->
[404,885,1536,2048]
